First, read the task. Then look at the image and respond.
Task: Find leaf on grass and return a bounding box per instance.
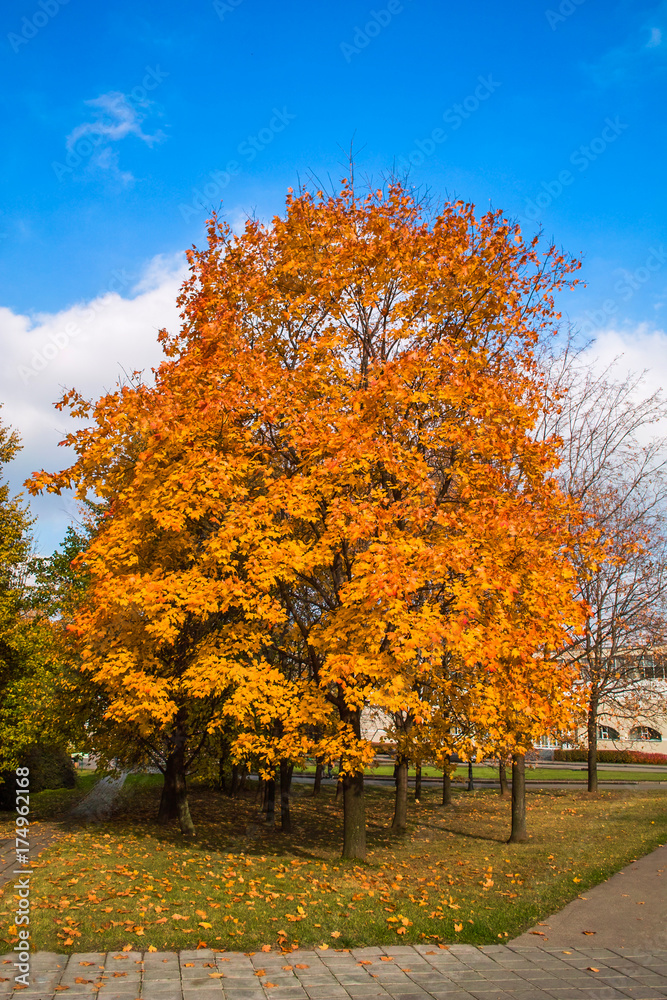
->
[454,923,463,933]
[330,931,341,938]
[148,946,157,953]
[261,945,272,953]
[199,921,213,929]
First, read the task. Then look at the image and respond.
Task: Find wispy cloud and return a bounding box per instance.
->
[584,2,666,87]
[61,69,168,183]
[67,91,163,151]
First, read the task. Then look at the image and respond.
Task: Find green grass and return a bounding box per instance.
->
[300,765,667,782]
[1,776,665,953]
[452,766,667,783]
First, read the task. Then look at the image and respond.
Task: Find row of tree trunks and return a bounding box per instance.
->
[157,738,526,846]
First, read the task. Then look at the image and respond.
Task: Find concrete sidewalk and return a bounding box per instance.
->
[2,943,667,1000]
[512,844,667,949]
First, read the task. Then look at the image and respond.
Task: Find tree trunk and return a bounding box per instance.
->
[340,708,366,860]
[239,763,248,794]
[508,752,528,843]
[442,756,452,807]
[280,760,293,833]
[415,764,422,801]
[157,755,179,824]
[313,757,323,796]
[264,774,276,827]
[587,691,599,793]
[342,770,366,860]
[158,723,195,835]
[218,736,230,793]
[467,759,474,791]
[499,758,509,797]
[336,757,344,799]
[174,757,195,836]
[392,756,408,832]
[229,763,240,797]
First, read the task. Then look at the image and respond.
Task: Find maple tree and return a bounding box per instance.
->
[30,179,587,855]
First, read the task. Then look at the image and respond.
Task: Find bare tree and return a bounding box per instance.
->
[536,341,667,791]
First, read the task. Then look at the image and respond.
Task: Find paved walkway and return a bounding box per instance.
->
[67,774,127,824]
[513,844,667,949]
[0,824,59,891]
[2,943,667,1000]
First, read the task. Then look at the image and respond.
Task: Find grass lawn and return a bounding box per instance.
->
[307,764,667,782]
[1,777,665,953]
[449,766,667,783]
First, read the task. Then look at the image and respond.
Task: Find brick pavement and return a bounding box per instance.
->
[1,943,667,1000]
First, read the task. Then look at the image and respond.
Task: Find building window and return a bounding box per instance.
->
[598,725,620,740]
[629,725,662,742]
[640,661,667,680]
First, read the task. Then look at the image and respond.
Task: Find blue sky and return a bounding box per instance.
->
[1,0,666,551]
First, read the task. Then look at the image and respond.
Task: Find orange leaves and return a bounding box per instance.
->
[28,178,585,800]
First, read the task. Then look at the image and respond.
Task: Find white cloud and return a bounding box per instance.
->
[64,89,166,183]
[581,324,667,398]
[0,253,186,554]
[67,92,162,151]
[579,324,667,446]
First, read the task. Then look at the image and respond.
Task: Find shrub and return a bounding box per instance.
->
[0,744,76,809]
[554,748,667,765]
